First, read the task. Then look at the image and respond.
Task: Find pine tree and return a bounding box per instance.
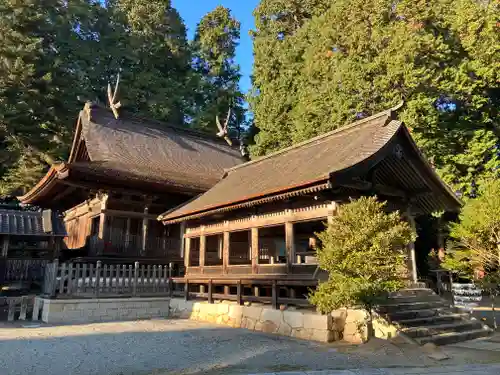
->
[190,6,245,138]
[251,0,500,196]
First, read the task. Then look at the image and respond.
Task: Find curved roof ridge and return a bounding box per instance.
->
[224,106,397,174]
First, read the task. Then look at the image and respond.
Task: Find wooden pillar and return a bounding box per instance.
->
[285,222,295,269]
[125,218,131,248]
[251,227,259,274]
[184,237,191,268]
[327,201,337,225]
[180,222,186,258]
[222,231,230,274]
[407,211,418,283]
[1,236,9,258]
[199,235,206,267]
[141,206,149,256]
[98,193,109,240]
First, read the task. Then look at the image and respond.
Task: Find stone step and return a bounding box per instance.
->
[416,327,493,346]
[379,300,450,313]
[403,320,484,338]
[387,307,453,321]
[395,313,470,327]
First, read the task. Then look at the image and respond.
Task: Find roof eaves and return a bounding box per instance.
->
[160,180,332,224]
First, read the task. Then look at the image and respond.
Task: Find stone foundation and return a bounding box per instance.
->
[169,299,370,343]
[38,297,170,324]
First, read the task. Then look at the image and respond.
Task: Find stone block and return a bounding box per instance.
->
[310,329,335,343]
[259,308,281,324]
[255,320,278,334]
[282,310,304,329]
[241,317,256,330]
[243,306,262,321]
[228,305,243,320]
[47,303,64,313]
[277,321,292,336]
[303,313,331,330]
[291,328,312,340]
[217,303,229,315]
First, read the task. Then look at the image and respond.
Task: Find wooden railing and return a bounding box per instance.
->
[43,261,184,299]
[0,258,49,284]
[0,296,36,321]
[176,278,316,309]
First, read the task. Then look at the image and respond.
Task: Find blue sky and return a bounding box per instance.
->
[172,0,259,93]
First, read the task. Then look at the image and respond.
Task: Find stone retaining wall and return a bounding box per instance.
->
[38,297,170,324]
[169,299,369,343]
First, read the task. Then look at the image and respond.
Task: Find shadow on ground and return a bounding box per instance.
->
[0,319,499,375]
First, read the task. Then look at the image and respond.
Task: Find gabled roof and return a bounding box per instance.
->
[0,209,66,237]
[160,106,461,223]
[19,105,244,207]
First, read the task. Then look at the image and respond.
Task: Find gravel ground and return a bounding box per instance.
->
[0,319,499,375]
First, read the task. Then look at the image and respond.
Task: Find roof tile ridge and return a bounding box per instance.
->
[224,107,395,174]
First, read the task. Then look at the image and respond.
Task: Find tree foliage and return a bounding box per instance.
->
[0,0,245,195]
[250,0,500,197]
[190,6,245,138]
[442,179,500,277]
[310,196,415,315]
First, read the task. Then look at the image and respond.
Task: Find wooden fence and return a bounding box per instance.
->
[1,258,49,284]
[44,260,180,299]
[0,296,37,321]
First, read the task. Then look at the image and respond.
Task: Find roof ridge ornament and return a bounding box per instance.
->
[215,108,233,146]
[107,73,122,119]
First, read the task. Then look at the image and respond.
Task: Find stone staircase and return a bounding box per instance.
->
[378,287,493,346]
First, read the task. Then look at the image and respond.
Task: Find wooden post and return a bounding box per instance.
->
[184,237,191,268]
[98,193,109,255]
[32,297,41,321]
[271,280,278,309]
[327,201,337,225]
[132,261,139,296]
[208,279,213,304]
[224,285,230,296]
[253,286,260,297]
[199,235,206,267]
[7,298,15,321]
[179,222,186,258]
[285,222,295,270]
[184,281,189,301]
[19,296,28,320]
[251,227,259,274]
[406,210,418,283]
[125,218,131,248]
[237,280,242,305]
[222,231,230,274]
[141,206,149,256]
[95,261,102,297]
[1,235,8,257]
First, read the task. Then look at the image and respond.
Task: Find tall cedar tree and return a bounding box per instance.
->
[310,197,414,336]
[0,1,245,195]
[250,0,500,197]
[190,6,245,138]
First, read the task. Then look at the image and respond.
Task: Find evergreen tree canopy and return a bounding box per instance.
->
[191,6,245,138]
[0,0,245,196]
[251,0,500,197]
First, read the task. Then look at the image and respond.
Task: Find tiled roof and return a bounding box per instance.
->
[79,106,243,191]
[0,209,66,236]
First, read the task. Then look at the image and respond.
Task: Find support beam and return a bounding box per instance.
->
[184,237,191,268]
[222,231,230,274]
[285,222,295,270]
[407,211,418,283]
[1,236,9,258]
[180,222,186,258]
[199,235,206,267]
[125,218,131,248]
[251,227,259,274]
[141,206,149,256]
[97,193,109,255]
[327,201,337,225]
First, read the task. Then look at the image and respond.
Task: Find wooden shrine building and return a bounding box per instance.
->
[18,103,243,263]
[160,105,461,298]
[0,209,66,287]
